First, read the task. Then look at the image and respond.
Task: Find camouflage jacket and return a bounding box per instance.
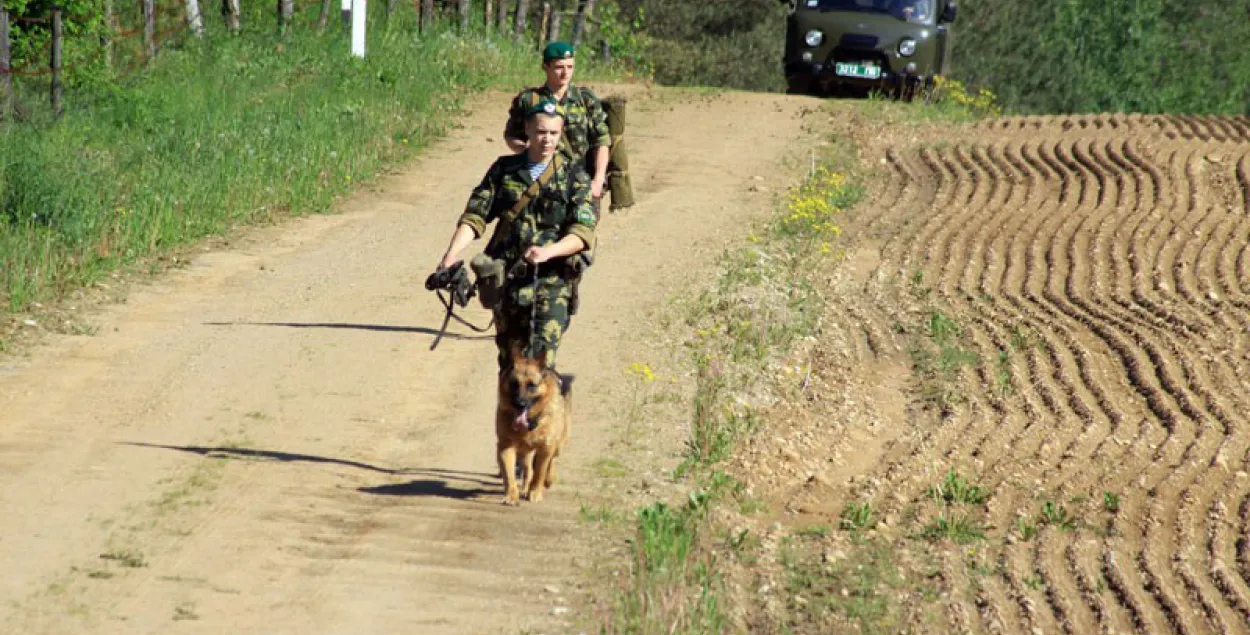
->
[457,154,597,270]
[504,84,612,169]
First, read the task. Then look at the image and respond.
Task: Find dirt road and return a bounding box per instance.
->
[0,87,814,634]
[769,113,1250,634]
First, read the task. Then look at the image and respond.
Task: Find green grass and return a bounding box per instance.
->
[839,501,875,532]
[926,311,961,345]
[906,300,983,415]
[1103,491,1121,513]
[594,457,631,478]
[679,355,731,472]
[636,502,699,579]
[926,469,990,507]
[579,503,623,525]
[1009,325,1032,351]
[783,539,909,635]
[1016,517,1038,542]
[1039,500,1078,532]
[796,524,834,539]
[920,513,987,545]
[994,350,1013,396]
[0,10,609,317]
[608,496,727,634]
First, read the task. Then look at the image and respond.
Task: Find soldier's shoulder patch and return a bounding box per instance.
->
[576,206,597,226]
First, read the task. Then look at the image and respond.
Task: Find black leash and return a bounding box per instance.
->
[426,262,494,351]
[429,290,496,351]
[527,264,539,357]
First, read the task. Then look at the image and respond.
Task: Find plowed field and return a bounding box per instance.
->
[810,113,1250,634]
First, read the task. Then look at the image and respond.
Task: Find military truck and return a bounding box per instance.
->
[781,0,957,98]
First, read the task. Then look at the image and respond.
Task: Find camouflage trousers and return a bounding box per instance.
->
[494,274,574,371]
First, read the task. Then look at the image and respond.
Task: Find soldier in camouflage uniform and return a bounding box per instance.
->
[504,41,612,211]
[436,99,597,371]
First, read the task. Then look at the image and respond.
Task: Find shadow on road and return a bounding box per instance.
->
[357,479,495,500]
[121,442,499,487]
[203,321,493,341]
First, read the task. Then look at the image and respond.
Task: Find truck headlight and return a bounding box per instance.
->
[804,30,824,47]
[898,38,917,57]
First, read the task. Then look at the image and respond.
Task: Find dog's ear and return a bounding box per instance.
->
[509,341,526,367]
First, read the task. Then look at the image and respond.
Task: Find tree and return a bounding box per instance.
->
[571,0,595,47]
[318,0,333,28]
[495,0,509,31]
[421,0,434,31]
[186,0,205,37]
[278,0,295,31]
[222,0,241,32]
[514,0,530,38]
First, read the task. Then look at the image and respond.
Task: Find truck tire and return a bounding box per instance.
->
[786,73,815,96]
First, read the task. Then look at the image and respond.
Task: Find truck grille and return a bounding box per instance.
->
[838,34,879,49]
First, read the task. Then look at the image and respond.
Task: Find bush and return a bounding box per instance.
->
[609,0,787,92]
[0,10,542,312]
[951,0,1250,114]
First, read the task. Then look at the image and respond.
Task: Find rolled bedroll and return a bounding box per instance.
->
[603,95,634,210]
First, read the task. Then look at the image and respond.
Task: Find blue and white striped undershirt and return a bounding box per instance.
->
[527,159,550,181]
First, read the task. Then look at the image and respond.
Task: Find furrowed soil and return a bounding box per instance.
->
[733,111,1250,635]
[0,87,813,634]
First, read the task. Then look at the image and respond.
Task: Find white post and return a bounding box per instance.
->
[351,0,366,57]
[341,0,351,26]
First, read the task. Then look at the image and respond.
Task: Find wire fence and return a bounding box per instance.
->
[0,0,603,121]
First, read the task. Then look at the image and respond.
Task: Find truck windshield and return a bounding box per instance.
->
[805,0,935,25]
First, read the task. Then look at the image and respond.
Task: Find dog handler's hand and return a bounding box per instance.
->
[523,246,551,265]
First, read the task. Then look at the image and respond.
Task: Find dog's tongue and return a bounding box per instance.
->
[513,410,529,431]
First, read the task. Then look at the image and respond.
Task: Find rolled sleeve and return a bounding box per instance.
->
[457,212,487,238]
[566,222,595,250]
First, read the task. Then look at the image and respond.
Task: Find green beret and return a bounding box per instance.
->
[542,41,575,63]
[526,98,566,120]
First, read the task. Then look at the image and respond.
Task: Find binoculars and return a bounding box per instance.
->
[424,261,476,308]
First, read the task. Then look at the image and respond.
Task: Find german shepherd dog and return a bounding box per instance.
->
[496,346,573,505]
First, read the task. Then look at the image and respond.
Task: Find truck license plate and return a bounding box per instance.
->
[834,62,882,80]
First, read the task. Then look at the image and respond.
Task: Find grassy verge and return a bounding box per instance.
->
[590,126,863,634]
[0,13,621,346]
[854,77,1002,126]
